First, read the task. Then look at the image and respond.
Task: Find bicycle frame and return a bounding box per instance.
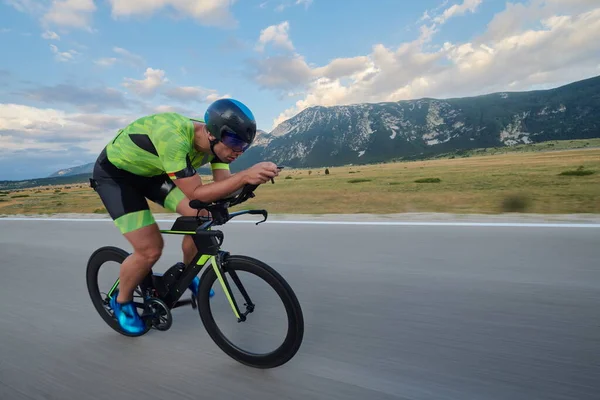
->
[106,209,264,322]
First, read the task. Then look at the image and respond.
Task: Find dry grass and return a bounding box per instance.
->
[1,148,599,215]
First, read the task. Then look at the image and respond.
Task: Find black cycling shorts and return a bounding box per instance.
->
[91,147,186,234]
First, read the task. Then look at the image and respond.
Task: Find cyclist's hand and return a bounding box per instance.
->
[243,162,279,185]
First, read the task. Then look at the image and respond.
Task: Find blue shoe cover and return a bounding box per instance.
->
[110,293,145,334]
[189,276,215,298]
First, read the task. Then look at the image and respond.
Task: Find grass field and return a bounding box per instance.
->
[0,146,598,215]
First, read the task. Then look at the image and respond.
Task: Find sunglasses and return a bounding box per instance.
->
[221,130,251,152]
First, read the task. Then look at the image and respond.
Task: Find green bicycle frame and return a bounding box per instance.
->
[106,210,261,321]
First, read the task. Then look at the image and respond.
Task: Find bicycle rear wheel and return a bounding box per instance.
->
[197,255,304,368]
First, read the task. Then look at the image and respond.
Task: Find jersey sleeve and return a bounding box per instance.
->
[210,155,230,172]
[154,116,197,179]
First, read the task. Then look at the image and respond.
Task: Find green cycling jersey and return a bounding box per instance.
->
[105,112,229,179]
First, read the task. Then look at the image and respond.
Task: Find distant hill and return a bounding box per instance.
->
[48,162,95,178]
[232,75,600,169]
[0,173,92,191]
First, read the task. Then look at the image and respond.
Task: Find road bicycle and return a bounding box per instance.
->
[86,177,304,369]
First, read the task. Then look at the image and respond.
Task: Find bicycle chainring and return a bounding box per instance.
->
[144,298,173,331]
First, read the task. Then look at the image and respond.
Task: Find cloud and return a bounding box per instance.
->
[273,0,313,12]
[106,0,238,27]
[112,47,145,67]
[49,44,79,62]
[163,86,229,103]
[483,0,599,41]
[434,0,481,24]
[41,30,60,40]
[19,83,129,112]
[4,0,46,15]
[0,102,135,179]
[260,2,600,128]
[122,68,169,96]
[42,0,96,30]
[121,67,226,105]
[256,21,294,52]
[296,0,313,8]
[251,54,312,89]
[94,47,145,69]
[0,103,130,153]
[94,57,117,67]
[416,0,483,43]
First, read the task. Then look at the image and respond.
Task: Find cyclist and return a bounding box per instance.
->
[90,98,279,334]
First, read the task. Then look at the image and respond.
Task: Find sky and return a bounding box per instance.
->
[0,0,599,180]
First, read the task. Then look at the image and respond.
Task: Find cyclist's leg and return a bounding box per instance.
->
[92,149,164,303]
[142,174,203,265]
[142,174,214,297]
[118,225,163,302]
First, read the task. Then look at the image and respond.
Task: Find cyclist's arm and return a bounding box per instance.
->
[172,173,247,204]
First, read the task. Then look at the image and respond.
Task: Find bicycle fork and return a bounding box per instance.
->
[209,253,255,323]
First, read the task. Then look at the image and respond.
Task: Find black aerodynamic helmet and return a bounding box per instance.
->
[204,98,257,153]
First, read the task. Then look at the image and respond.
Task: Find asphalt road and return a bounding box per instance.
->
[0,218,598,400]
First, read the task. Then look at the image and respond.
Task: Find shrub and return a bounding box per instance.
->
[559,166,594,176]
[501,194,530,212]
[348,178,372,183]
[325,168,330,175]
[414,177,441,183]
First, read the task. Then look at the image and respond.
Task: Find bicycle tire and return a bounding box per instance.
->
[196,255,304,369]
[86,246,151,337]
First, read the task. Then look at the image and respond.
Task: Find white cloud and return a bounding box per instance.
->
[256,21,294,52]
[122,68,169,96]
[483,0,599,41]
[94,47,145,68]
[434,0,481,24]
[296,0,312,8]
[163,86,228,103]
[273,0,313,12]
[94,57,117,67]
[21,83,128,112]
[416,0,483,43]
[263,3,600,128]
[4,0,46,15]
[49,44,79,62]
[42,0,96,30]
[41,30,60,40]
[0,103,129,155]
[112,47,145,67]
[106,0,237,27]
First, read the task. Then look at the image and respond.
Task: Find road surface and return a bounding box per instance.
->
[0,218,598,399]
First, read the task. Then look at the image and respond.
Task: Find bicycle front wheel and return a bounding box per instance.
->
[197,255,304,369]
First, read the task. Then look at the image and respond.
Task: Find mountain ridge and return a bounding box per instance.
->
[230,74,600,169]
